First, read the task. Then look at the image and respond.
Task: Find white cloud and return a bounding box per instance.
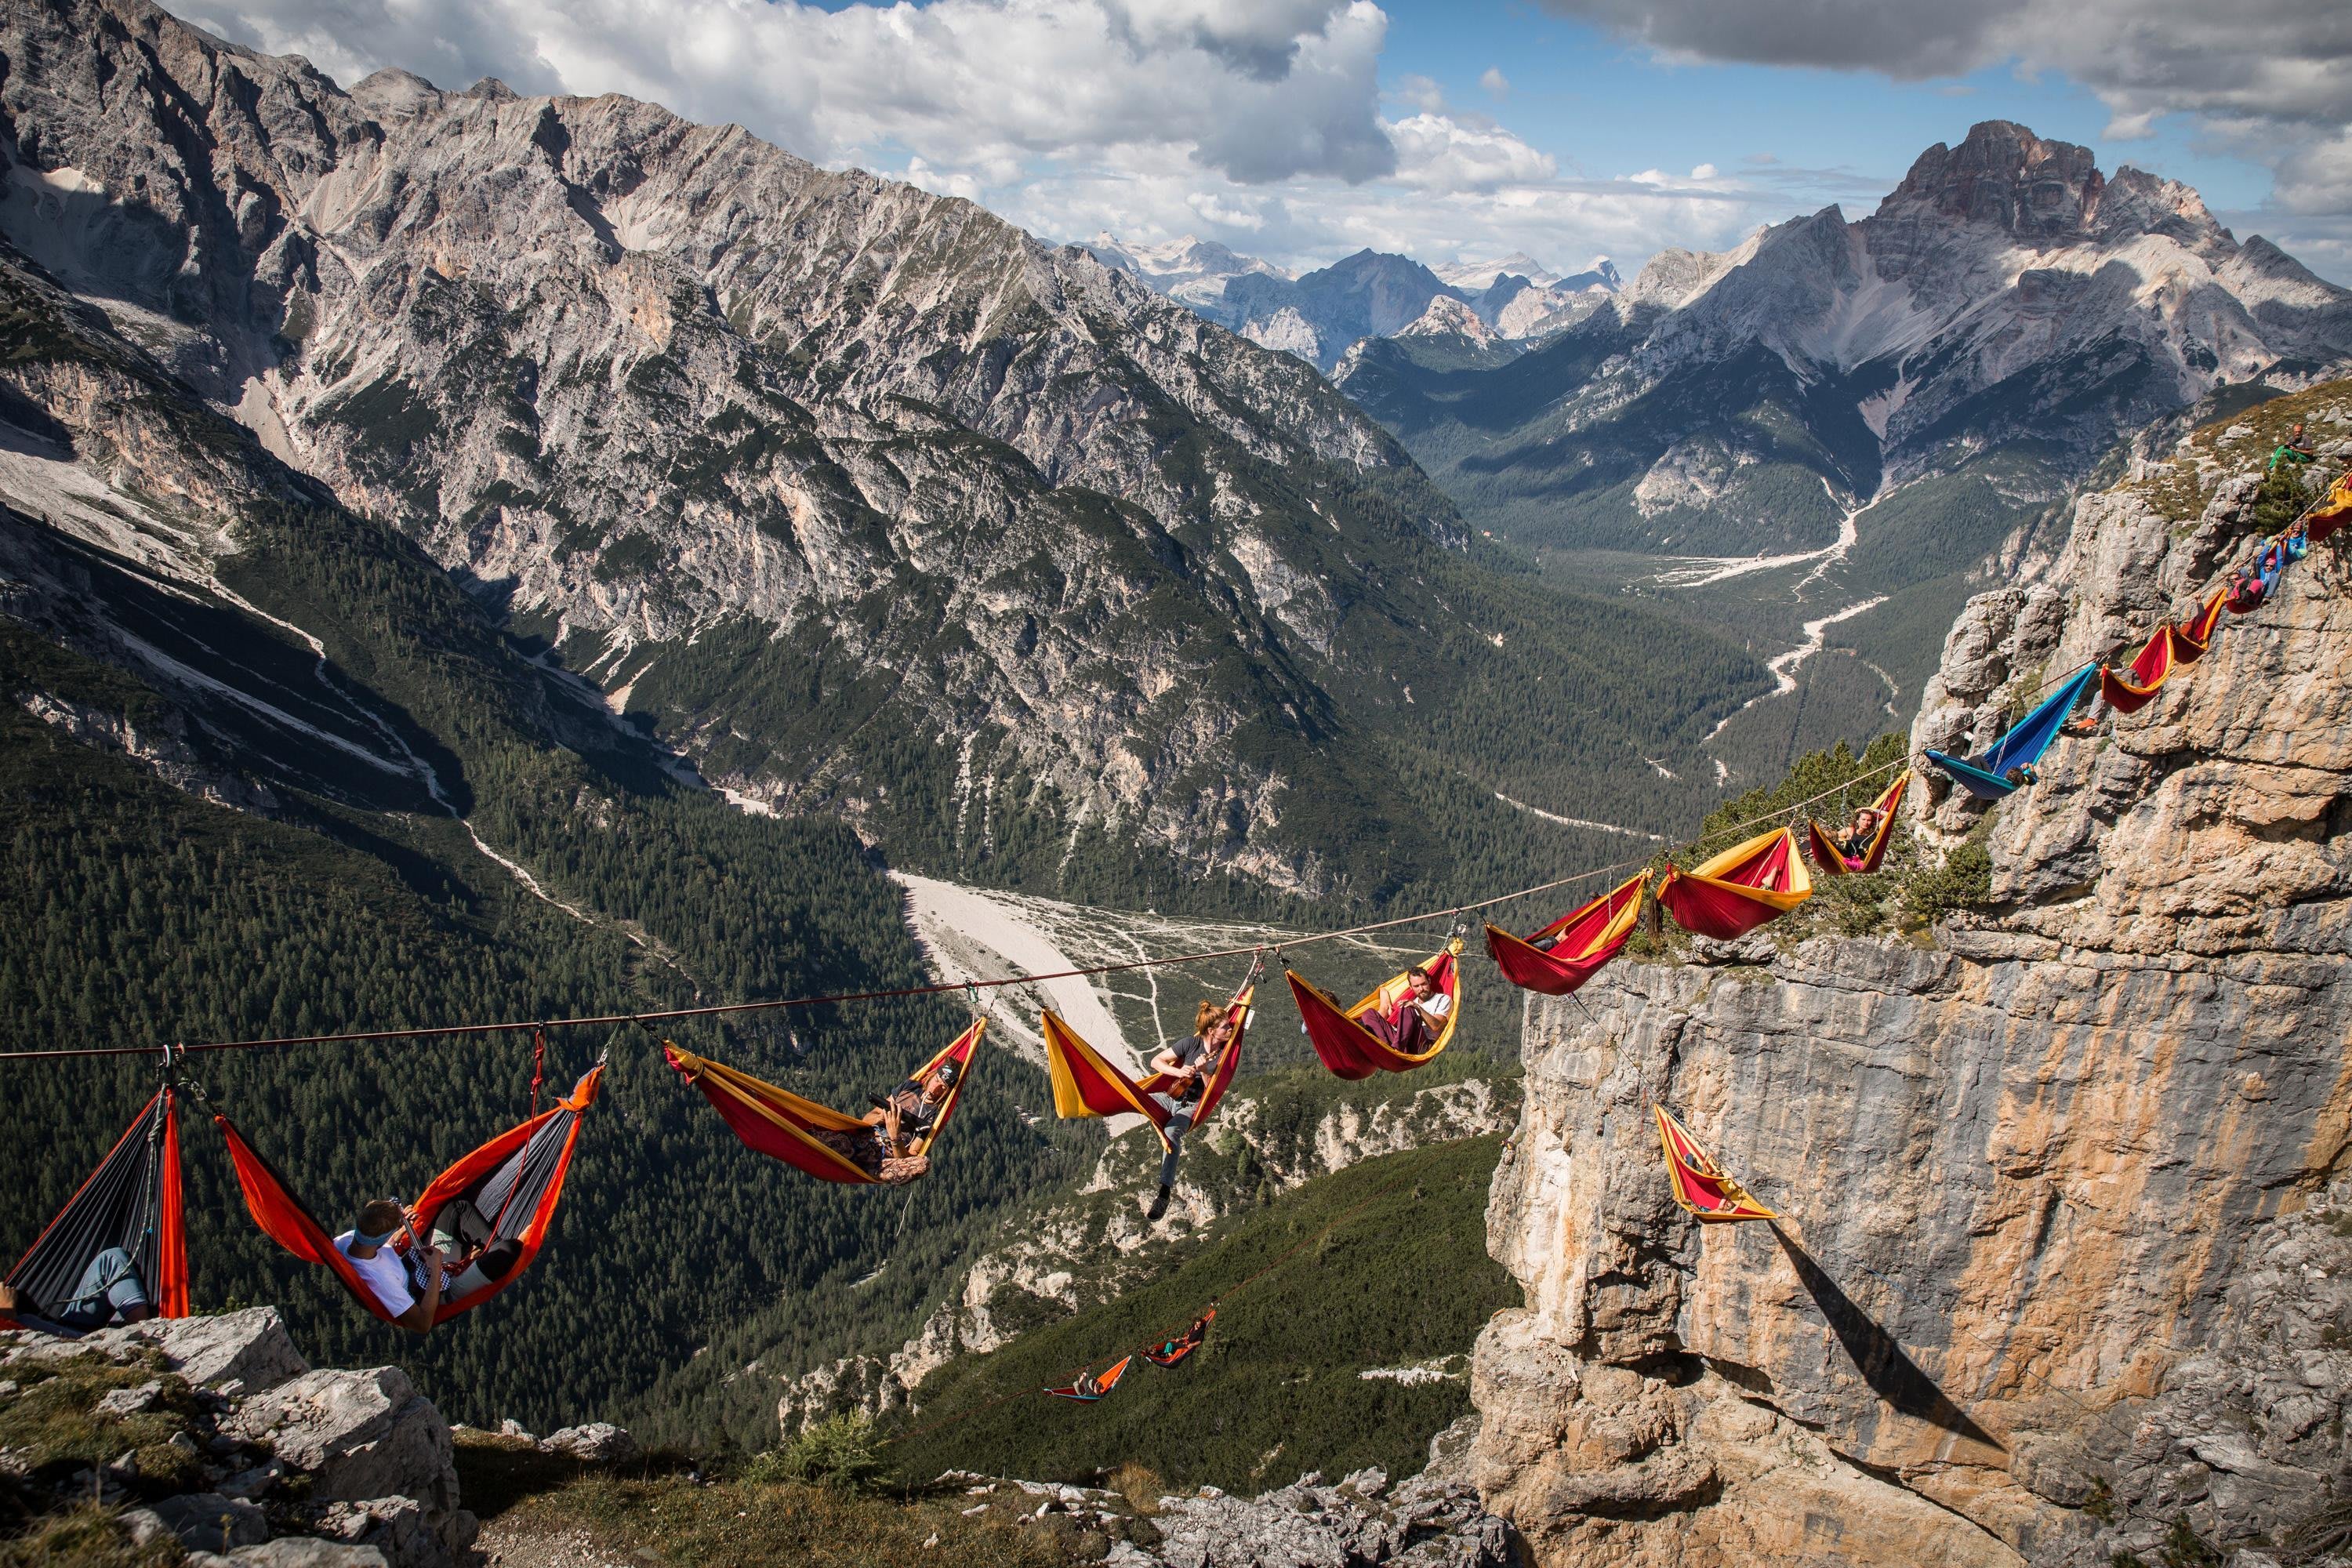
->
[1479,66,1510,100]
[191,0,1399,186]
[1386,112,1557,191]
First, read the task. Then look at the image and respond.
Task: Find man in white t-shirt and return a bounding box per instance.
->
[333,1199,447,1334]
[1366,964,1451,1055]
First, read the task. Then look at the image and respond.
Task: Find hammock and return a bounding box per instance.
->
[1042,989,1253,1150]
[3,1087,187,1330]
[2308,474,2352,545]
[1924,665,2100,800]
[1146,1308,1214,1368]
[667,1019,984,1185]
[1287,942,1464,1081]
[1657,826,1812,941]
[1486,873,1647,995]
[2227,540,2287,612]
[2097,624,2182,716]
[1653,1104,1776,1223]
[2172,590,2227,663]
[1047,1354,1132,1403]
[1802,771,1911,877]
[218,1066,601,1326]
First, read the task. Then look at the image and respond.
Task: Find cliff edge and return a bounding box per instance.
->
[1468,385,2352,1566]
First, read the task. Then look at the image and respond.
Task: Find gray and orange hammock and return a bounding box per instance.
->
[1657,826,1813,940]
[3,1085,190,1330]
[1047,1354,1132,1403]
[1041,989,1252,1149]
[1653,1103,1776,1223]
[1145,1308,1214,1368]
[1802,771,1911,877]
[1287,942,1463,1080]
[665,1018,984,1185]
[217,1065,602,1326]
[1486,873,1646,996]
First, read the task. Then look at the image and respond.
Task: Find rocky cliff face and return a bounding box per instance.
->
[1465,386,2352,1565]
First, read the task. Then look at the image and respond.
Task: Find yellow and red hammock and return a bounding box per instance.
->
[1653,1103,1776,1223]
[2307,474,2352,545]
[1047,1353,1132,1403]
[1042,989,1252,1150]
[666,1018,984,1185]
[1486,873,1646,996]
[1287,942,1463,1081]
[1803,771,1910,877]
[2172,589,2227,663]
[1657,826,1812,941]
[218,1066,601,1326]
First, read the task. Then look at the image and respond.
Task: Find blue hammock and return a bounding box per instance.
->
[1926,666,2099,800]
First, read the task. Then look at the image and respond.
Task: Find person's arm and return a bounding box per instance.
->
[394,1246,446,1335]
[1149,1046,1187,1076]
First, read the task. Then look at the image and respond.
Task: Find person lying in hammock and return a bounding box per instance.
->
[0,1248,156,1336]
[1070,1364,1104,1400]
[422,1200,527,1302]
[1362,964,1452,1055]
[801,1059,963,1185]
[336,1200,449,1335]
[1145,1004,1238,1223]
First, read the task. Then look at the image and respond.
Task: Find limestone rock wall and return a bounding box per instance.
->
[1467,390,2352,1566]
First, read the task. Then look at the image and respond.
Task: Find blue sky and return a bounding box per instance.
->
[195,0,2352,283]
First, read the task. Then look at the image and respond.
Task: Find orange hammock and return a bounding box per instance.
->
[1486,873,1647,996]
[218,1066,601,1326]
[1287,942,1463,1081]
[1047,1354,1132,1403]
[1146,1308,1215,1368]
[1653,1103,1776,1223]
[666,1019,984,1185]
[1043,989,1252,1151]
[2172,590,2227,663]
[1657,826,1812,941]
[1802,771,1911,877]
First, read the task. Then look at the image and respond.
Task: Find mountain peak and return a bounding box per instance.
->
[1882,120,2107,241]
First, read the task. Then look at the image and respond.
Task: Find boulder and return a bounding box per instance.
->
[31,1308,309,1393]
[145,1491,270,1552]
[309,1497,475,1568]
[230,1544,392,1567]
[540,1421,641,1464]
[227,1368,456,1516]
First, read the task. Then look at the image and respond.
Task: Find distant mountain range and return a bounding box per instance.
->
[1079,234,1621,372]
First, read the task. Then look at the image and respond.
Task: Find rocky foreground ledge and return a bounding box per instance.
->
[2,1309,1516,1567]
[0,1308,619,1566]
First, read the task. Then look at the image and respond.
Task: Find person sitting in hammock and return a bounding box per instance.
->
[335,1200,448,1335]
[1834,806,1886,861]
[0,1248,156,1336]
[799,1061,961,1185]
[1070,1364,1104,1400]
[2002,763,2039,789]
[1363,964,1451,1055]
[1145,1004,1238,1223]
[422,1200,527,1303]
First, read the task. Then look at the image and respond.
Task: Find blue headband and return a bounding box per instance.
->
[356,1228,397,1247]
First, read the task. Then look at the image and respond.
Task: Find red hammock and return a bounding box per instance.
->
[1657,827,1812,941]
[1653,1103,1776,1223]
[667,1019,984,1185]
[1486,873,1646,996]
[1046,1354,1133,1403]
[218,1066,601,1326]
[2172,590,2227,663]
[1802,771,1911,877]
[1043,989,1252,1149]
[1146,1308,1215,1368]
[2098,622,2183,714]
[1287,943,1463,1082]
[3,1086,188,1329]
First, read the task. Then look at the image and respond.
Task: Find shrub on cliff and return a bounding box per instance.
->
[747,1411,885,1492]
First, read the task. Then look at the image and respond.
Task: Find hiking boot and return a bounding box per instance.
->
[1147,1185,1172,1222]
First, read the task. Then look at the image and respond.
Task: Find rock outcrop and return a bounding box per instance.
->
[3,1308,476,1568]
[1467,387,2352,1564]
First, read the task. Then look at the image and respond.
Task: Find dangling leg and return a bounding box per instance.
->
[1149,1103,1192,1222]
